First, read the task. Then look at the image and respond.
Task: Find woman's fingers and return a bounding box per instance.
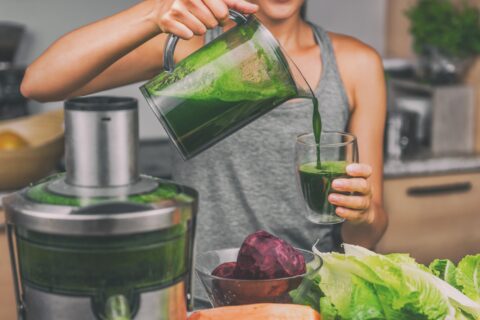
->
[335,207,368,224]
[332,178,371,194]
[174,9,208,35]
[224,0,259,13]
[346,163,372,178]
[327,163,374,223]
[328,193,371,211]
[159,17,194,39]
[202,0,230,23]
[188,0,219,29]
[155,0,258,39]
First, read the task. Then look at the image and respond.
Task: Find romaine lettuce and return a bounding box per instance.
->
[291,244,480,320]
[430,259,458,289]
[456,255,480,303]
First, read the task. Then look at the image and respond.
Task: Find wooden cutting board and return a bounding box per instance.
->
[0,210,17,320]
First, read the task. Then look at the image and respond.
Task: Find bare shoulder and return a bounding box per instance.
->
[327,32,384,108]
[328,32,383,72]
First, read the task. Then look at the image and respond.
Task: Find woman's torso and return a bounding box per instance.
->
[172,23,350,255]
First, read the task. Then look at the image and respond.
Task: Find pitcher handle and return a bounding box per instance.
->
[163,9,249,73]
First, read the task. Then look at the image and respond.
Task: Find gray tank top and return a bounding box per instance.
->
[172,24,350,257]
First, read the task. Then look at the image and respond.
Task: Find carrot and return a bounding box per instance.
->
[187,303,321,320]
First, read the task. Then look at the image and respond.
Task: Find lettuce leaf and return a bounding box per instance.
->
[319,296,340,320]
[430,259,458,289]
[293,244,480,320]
[318,254,384,319]
[456,255,480,303]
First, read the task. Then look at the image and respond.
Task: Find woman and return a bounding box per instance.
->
[21,0,387,253]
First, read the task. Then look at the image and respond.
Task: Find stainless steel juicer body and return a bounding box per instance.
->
[4,194,197,320]
[3,97,198,320]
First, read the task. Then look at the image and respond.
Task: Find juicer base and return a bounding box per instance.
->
[22,281,188,320]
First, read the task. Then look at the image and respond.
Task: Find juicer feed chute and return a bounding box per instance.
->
[3,96,198,320]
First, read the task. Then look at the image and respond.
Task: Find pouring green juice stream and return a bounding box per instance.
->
[303,95,356,224]
[312,97,322,168]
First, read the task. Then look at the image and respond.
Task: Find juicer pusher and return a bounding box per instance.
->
[3,96,198,320]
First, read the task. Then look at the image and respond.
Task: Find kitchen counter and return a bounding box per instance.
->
[0,211,17,320]
[384,155,480,178]
[139,139,480,180]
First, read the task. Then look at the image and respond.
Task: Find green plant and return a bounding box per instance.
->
[406,0,480,58]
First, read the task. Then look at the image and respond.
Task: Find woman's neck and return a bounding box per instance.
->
[255,13,312,51]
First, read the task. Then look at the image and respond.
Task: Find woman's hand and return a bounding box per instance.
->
[150,0,258,39]
[328,163,374,224]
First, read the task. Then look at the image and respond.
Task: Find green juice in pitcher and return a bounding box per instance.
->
[298,161,347,223]
[142,33,297,158]
[155,73,296,158]
[141,14,315,160]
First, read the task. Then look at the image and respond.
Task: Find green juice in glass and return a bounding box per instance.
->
[298,161,347,224]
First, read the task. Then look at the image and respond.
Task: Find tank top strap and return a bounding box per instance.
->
[309,23,337,76]
[309,23,350,111]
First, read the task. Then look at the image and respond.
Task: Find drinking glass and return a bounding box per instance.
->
[295,131,358,224]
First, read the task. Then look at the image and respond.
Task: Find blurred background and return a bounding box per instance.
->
[1,0,480,317]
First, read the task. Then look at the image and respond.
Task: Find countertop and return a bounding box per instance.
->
[139,139,480,179]
[0,211,17,320]
[384,155,480,178]
[0,142,478,319]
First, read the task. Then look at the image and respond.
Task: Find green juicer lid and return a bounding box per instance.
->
[3,173,198,236]
[26,173,194,207]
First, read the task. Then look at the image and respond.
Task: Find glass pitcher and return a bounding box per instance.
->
[140,10,314,160]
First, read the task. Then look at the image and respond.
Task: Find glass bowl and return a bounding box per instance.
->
[195,248,318,307]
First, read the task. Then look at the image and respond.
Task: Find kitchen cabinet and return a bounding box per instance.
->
[0,211,16,320]
[377,172,480,264]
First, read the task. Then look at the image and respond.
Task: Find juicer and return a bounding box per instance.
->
[3,96,198,320]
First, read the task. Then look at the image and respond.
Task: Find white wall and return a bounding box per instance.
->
[2,0,386,138]
[306,0,386,55]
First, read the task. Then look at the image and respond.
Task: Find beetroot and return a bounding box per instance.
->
[212,262,237,279]
[233,230,306,280]
[209,231,306,306]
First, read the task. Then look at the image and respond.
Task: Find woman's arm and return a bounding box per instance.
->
[20,0,257,102]
[327,37,388,249]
